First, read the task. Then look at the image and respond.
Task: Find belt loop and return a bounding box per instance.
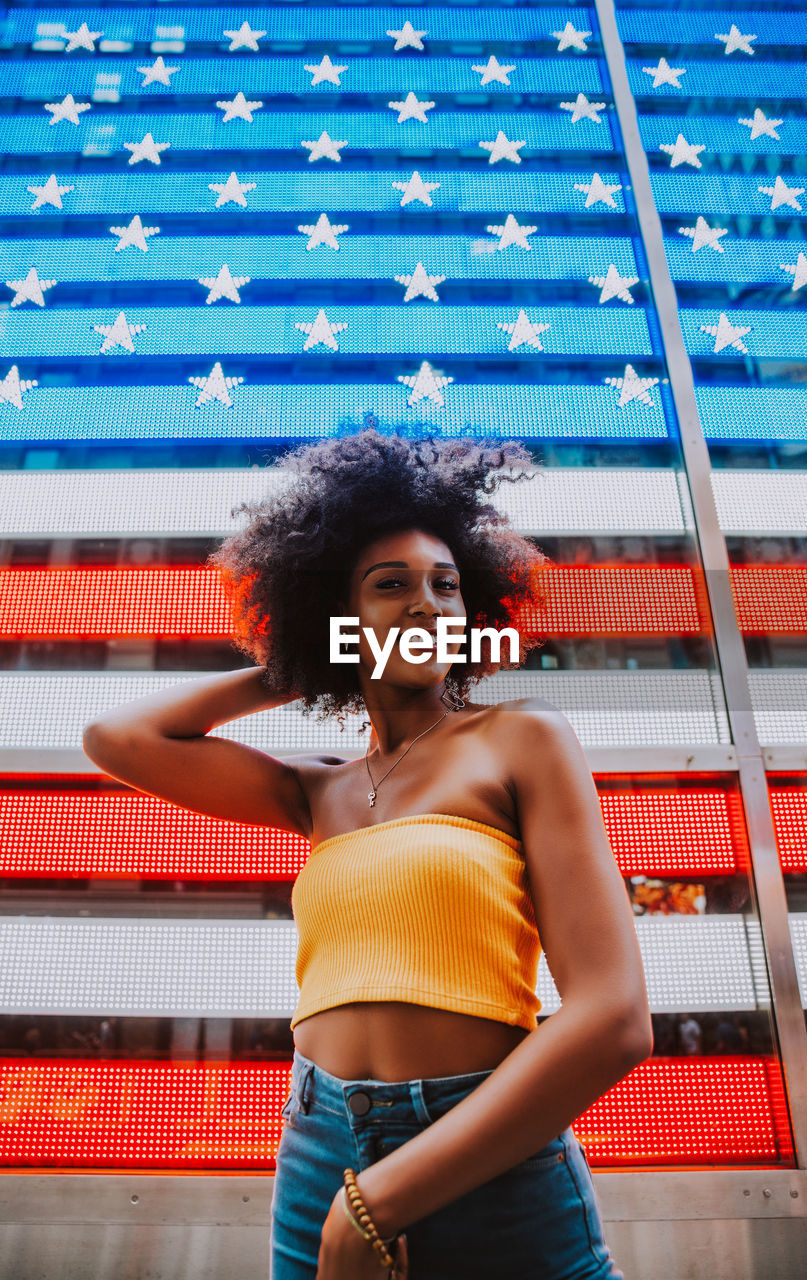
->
[298,1061,314,1114]
[409,1081,432,1126]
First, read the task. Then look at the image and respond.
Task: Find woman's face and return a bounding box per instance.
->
[342,528,467,688]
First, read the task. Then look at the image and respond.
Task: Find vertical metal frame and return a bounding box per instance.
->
[594,0,807,1164]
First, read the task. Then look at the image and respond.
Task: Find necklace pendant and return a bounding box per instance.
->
[368,791,377,808]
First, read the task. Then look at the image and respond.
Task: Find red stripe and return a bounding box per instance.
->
[0,1057,790,1169]
[0,786,748,879]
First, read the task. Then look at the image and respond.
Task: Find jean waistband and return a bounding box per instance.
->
[290,1048,495,1121]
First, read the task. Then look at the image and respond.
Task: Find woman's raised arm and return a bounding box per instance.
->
[81,666,311,835]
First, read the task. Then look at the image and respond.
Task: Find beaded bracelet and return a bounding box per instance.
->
[343,1168,397,1270]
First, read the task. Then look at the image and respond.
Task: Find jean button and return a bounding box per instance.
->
[348,1090,372,1116]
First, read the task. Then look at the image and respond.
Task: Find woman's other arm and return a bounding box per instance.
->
[346,699,652,1237]
[81,666,311,835]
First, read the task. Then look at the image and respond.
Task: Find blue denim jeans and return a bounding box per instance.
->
[270,1049,623,1279]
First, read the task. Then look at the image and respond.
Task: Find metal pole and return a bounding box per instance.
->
[594,0,807,1165]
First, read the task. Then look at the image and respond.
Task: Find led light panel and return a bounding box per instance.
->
[0,565,711,638]
[0,915,765,1017]
[651,172,807,224]
[0,669,733,754]
[4,111,616,161]
[2,304,651,361]
[5,57,607,101]
[640,116,807,161]
[0,170,630,219]
[0,468,692,539]
[0,235,641,288]
[3,8,581,46]
[0,383,671,445]
[667,240,807,288]
[730,568,807,635]
[0,1058,790,1168]
[711,472,807,536]
[769,787,807,874]
[0,783,747,880]
[749,673,807,748]
[627,59,807,102]
[789,916,807,1007]
[617,9,807,48]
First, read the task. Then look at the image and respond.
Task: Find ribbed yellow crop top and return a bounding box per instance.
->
[290,813,542,1034]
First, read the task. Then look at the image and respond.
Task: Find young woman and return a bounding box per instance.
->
[83,431,652,1280]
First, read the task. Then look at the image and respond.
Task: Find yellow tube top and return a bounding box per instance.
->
[290,813,543,1033]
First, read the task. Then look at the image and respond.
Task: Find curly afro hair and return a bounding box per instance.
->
[207,430,549,727]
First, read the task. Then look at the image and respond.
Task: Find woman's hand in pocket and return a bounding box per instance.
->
[316,1189,408,1279]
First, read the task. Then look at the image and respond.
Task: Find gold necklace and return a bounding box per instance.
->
[364,690,465,809]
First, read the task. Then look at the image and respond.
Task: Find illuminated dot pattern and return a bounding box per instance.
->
[0,1058,790,1169]
[769,785,807,874]
[518,565,707,635]
[598,788,748,876]
[0,565,715,639]
[0,1060,293,1169]
[0,791,309,879]
[0,786,748,880]
[729,567,807,634]
[1,565,796,639]
[577,1057,792,1166]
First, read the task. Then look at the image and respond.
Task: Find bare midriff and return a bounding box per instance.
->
[293,1001,531,1083]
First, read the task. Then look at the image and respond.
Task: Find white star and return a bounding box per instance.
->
[295,309,348,351]
[304,55,349,86]
[678,216,729,253]
[605,364,659,408]
[124,132,170,165]
[642,57,686,89]
[199,265,250,304]
[64,23,102,53]
[471,55,515,86]
[485,215,537,251]
[560,93,606,124]
[189,362,244,407]
[6,267,57,308]
[388,91,435,124]
[479,130,526,164]
[395,262,446,302]
[496,310,551,351]
[781,252,807,291]
[739,108,782,141]
[45,94,91,126]
[302,131,347,162]
[216,91,264,123]
[574,173,622,209]
[209,172,256,208]
[387,22,427,51]
[223,22,266,52]
[552,23,592,53]
[0,366,38,410]
[588,265,639,304]
[700,312,751,355]
[659,133,706,168]
[397,360,453,406]
[93,311,147,354]
[758,176,804,212]
[109,214,160,252]
[27,174,74,210]
[715,25,756,56]
[137,57,179,87]
[392,171,440,207]
[298,213,349,250]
